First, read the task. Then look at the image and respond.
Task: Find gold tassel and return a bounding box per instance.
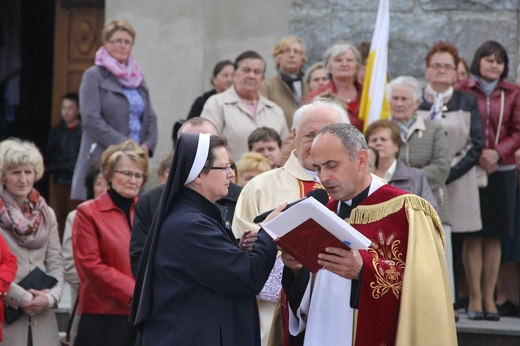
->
[348,195,446,249]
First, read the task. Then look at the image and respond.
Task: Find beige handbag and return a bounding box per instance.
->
[476,90,504,188]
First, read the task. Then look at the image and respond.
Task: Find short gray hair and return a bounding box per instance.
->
[316,123,368,160]
[292,98,350,131]
[386,76,422,103]
[323,43,362,78]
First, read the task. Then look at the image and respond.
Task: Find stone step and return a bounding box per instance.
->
[457,312,520,346]
[56,305,520,343]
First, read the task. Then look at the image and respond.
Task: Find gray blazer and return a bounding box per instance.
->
[389,159,438,211]
[398,116,451,224]
[71,65,158,200]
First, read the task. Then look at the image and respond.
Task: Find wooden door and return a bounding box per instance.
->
[51,0,104,126]
[50,0,104,237]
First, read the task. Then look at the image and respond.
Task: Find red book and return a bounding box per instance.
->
[262,197,371,273]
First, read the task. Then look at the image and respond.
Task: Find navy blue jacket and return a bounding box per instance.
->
[143,187,277,346]
[46,121,82,184]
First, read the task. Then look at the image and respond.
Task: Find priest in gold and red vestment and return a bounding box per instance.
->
[280,123,457,346]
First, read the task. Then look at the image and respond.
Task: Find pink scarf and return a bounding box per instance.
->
[0,185,51,249]
[95,46,143,88]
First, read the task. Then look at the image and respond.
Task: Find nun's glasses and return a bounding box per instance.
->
[210,164,234,174]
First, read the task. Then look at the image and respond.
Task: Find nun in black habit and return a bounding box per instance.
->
[130,133,279,346]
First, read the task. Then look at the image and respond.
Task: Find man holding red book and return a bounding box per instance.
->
[280,123,456,345]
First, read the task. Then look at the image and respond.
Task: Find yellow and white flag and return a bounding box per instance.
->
[359,0,391,132]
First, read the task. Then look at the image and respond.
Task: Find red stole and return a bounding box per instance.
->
[328,184,410,345]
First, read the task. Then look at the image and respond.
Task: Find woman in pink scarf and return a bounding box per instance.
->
[0,138,64,345]
[71,19,158,203]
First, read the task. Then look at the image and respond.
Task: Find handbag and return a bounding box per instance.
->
[476,89,504,188]
[4,267,58,324]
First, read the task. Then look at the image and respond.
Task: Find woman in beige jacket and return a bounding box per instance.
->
[0,138,64,346]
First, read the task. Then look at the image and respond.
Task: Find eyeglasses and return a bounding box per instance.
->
[282,48,304,55]
[210,164,234,174]
[114,170,145,180]
[109,38,134,46]
[429,63,456,71]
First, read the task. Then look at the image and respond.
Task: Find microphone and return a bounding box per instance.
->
[253,189,329,224]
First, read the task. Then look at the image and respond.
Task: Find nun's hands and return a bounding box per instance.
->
[239,230,258,252]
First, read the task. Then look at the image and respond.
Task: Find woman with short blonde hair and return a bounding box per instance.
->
[235,152,271,186]
[0,138,64,345]
[101,19,136,42]
[0,139,44,180]
[73,140,149,346]
[71,18,158,202]
[261,35,309,129]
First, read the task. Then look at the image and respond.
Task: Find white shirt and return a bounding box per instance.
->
[289,178,385,345]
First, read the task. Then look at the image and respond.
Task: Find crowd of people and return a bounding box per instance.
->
[0,16,518,346]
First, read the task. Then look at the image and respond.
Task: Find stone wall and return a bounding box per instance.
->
[106,0,292,188]
[104,0,519,187]
[290,0,520,81]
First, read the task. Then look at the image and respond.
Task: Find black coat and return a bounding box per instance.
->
[142,188,277,345]
[46,121,82,184]
[130,184,165,277]
[129,183,242,277]
[187,89,217,119]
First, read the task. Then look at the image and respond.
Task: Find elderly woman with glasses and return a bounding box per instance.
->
[417,41,484,318]
[261,35,309,129]
[72,140,149,346]
[71,18,157,203]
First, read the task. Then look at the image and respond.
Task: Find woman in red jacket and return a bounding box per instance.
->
[72,140,149,345]
[0,236,17,342]
[457,41,520,321]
